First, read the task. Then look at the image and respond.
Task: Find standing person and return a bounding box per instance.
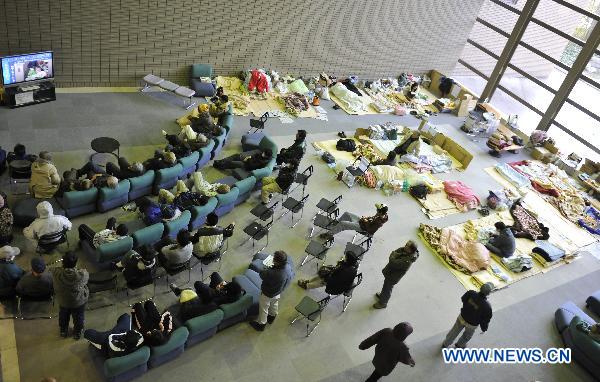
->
[0,193,13,245]
[51,252,89,340]
[16,257,53,298]
[29,151,61,198]
[485,222,516,258]
[0,245,24,298]
[373,241,419,309]
[249,251,293,331]
[359,322,415,381]
[442,282,494,349]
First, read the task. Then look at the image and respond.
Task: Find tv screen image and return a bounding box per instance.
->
[1,51,54,86]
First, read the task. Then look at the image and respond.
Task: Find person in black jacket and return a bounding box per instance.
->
[131,300,173,346]
[143,151,177,171]
[373,241,419,309]
[113,245,156,288]
[213,149,272,171]
[249,251,293,331]
[260,162,298,204]
[106,157,145,180]
[297,251,358,295]
[442,282,494,348]
[84,313,144,358]
[277,129,306,166]
[359,322,415,381]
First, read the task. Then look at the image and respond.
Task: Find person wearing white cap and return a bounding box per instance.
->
[442,282,494,349]
[0,245,24,298]
[320,203,389,242]
[23,201,72,243]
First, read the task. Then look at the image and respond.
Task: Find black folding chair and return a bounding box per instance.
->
[36,228,69,254]
[351,230,373,245]
[315,195,342,217]
[280,194,310,228]
[87,271,118,310]
[248,112,269,134]
[344,237,373,262]
[8,160,32,195]
[250,201,279,222]
[242,218,273,254]
[0,296,18,320]
[329,273,363,313]
[290,296,330,337]
[158,260,192,293]
[308,208,339,238]
[125,268,157,306]
[17,294,54,320]
[342,156,371,187]
[300,237,334,267]
[290,165,313,196]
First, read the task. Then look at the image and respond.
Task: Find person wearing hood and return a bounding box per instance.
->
[0,245,25,298]
[0,193,13,245]
[23,201,72,243]
[29,151,61,198]
[106,157,145,180]
[442,282,494,348]
[52,252,89,340]
[84,313,144,358]
[374,241,419,309]
[16,257,53,298]
[485,221,516,258]
[359,322,415,381]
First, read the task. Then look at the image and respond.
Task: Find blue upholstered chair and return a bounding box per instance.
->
[153,164,183,195]
[184,309,224,347]
[211,130,227,159]
[163,210,191,239]
[56,187,98,218]
[178,151,200,180]
[102,346,151,382]
[12,198,66,227]
[190,64,215,97]
[233,176,256,205]
[128,170,155,201]
[241,132,266,152]
[97,180,131,213]
[188,197,218,230]
[131,223,164,249]
[196,140,215,170]
[232,269,262,317]
[213,188,239,217]
[217,294,253,331]
[148,326,189,368]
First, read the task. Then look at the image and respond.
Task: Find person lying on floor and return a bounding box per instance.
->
[372,151,397,166]
[297,251,358,294]
[394,131,420,156]
[485,221,516,258]
[131,300,173,346]
[158,180,209,210]
[106,157,145,180]
[84,313,144,358]
[169,272,244,322]
[142,150,177,171]
[260,161,298,204]
[78,217,129,248]
[112,244,156,287]
[276,129,307,166]
[320,203,389,242]
[135,197,182,225]
[155,229,193,267]
[62,161,120,190]
[213,149,272,171]
[191,213,235,259]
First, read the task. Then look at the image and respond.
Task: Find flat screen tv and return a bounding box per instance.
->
[1,51,54,87]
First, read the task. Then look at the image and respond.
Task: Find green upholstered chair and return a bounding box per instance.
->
[97,180,131,212]
[148,326,189,368]
[251,166,273,183]
[258,136,278,156]
[184,309,224,347]
[213,187,239,217]
[163,210,191,239]
[132,223,164,248]
[233,176,256,205]
[218,294,253,331]
[82,236,134,264]
[188,197,218,230]
[178,151,200,179]
[196,140,215,169]
[128,170,155,201]
[103,346,150,382]
[56,187,98,218]
[153,164,183,194]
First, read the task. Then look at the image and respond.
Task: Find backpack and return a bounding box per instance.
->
[409,184,429,200]
[336,139,356,152]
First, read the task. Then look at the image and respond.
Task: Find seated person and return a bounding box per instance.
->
[78,217,129,248]
[29,152,61,198]
[135,197,182,225]
[260,162,298,204]
[163,134,192,160]
[320,203,389,242]
[23,201,72,242]
[106,157,145,180]
[394,131,420,156]
[142,151,177,171]
[113,245,156,287]
[276,130,307,166]
[172,126,210,151]
[64,161,119,189]
[158,180,209,209]
[84,313,144,358]
[15,257,53,298]
[0,194,13,245]
[190,171,230,197]
[209,94,230,118]
[485,222,516,258]
[7,143,36,163]
[372,151,397,166]
[404,81,420,100]
[0,245,24,298]
[189,105,224,138]
[213,149,272,171]
[191,213,234,259]
[56,171,93,197]
[131,301,173,346]
[576,321,600,343]
[297,251,358,295]
[156,229,193,267]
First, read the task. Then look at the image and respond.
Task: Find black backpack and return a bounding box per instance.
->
[336,139,356,152]
[409,184,429,200]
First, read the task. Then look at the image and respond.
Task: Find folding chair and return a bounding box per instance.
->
[8,161,32,195]
[342,156,370,188]
[17,294,54,320]
[0,296,18,320]
[242,218,273,254]
[250,201,279,222]
[158,260,192,293]
[280,194,309,228]
[36,228,69,254]
[351,230,373,245]
[290,296,330,337]
[315,195,342,217]
[290,165,314,196]
[308,208,339,238]
[125,268,157,306]
[329,273,362,313]
[300,237,333,267]
[248,112,269,134]
[87,271,118,310]
[344,236,373,262]
[191,236,229,281]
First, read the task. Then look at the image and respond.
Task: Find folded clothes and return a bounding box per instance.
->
[471,270,501,289]
[532,240,565,262]
[501,254,533,273]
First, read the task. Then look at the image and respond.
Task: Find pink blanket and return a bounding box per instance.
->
[439,228,490,273]
[443,181,480,211]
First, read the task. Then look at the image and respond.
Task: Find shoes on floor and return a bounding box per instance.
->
[375,293,381,300]
[298,280,308,289]
[373,302,387,309]
[267,315,276,324]
[249,321,266,332]
[73,329,83,340]
[60,328,68,338]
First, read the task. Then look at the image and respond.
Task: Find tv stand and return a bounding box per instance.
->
[4,81,56,108]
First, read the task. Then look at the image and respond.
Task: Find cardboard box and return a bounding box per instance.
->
[531,147,550,161]
[456,94,475,117]
[544,141,559,154]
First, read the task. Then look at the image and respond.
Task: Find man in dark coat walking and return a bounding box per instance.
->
[373,241,419,309]
[359,322,415,381]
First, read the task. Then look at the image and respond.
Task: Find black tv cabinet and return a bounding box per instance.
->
[4,81,56,108]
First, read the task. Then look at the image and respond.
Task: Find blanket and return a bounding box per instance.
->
[443,180,480,211]
[579,206,600,235]
[495,163,530,189]
[439,227,491,274]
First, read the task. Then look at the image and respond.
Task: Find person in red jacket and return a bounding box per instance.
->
[359,322,415,381]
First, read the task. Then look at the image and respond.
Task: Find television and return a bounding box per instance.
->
[1,51,54,87]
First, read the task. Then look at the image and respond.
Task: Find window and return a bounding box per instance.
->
[451,62,486,96]
[554,102,600,151]
[548,124,600,162]
[490,87,542,134]
[566,77,600,118]
[499,67,555,112]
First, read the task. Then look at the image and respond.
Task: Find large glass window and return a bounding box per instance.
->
[548,124,600,162]
[490,87,542,134]
[554,102,600,150]
[451,62,487,96]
